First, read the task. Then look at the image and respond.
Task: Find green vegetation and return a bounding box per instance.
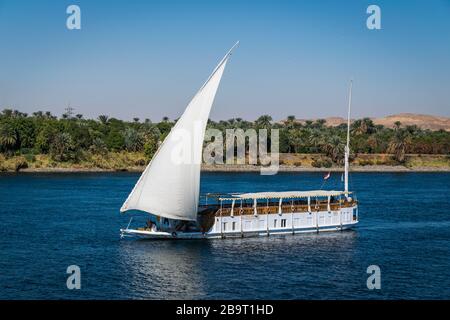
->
[207,116,449,164]
[0,109,159,171]
[0,109,449,171]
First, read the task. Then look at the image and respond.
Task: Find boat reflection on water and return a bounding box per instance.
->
[118,240,211,299]
[117,231,358,300]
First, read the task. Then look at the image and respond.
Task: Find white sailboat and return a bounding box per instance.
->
[120,43,358,239]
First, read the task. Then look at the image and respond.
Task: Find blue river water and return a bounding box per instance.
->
[0,172,449,300]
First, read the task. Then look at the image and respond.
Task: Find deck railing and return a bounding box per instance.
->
[215,200,357,217]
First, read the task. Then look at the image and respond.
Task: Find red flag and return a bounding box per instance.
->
[323,172,331,180]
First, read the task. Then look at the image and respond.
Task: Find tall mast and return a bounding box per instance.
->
[344,80,352,197]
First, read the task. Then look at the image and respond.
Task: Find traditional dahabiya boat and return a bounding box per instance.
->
[120,42,358,239]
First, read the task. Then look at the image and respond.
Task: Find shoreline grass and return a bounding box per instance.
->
[1,153,449,173]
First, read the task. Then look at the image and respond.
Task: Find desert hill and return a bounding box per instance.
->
[289,113,450,131]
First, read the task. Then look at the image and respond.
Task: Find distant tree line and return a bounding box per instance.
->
[207,115,450,163]
[0,109,161,163]
[0,109,449,165]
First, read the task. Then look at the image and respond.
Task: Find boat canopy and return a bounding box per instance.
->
[218,190,350,201]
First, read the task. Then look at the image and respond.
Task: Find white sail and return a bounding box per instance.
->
[120,43,238,221]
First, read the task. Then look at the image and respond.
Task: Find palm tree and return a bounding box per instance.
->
[405,125,420,136]
[322,135,345,164]
[313,119,326,129]
[44,111,54,119]
[363,118,376,134]
[366,135,379,153]
[13,110,27,118]
[351,119,364,135]
[124,128,144,152]
[388,128,411,163]
[287,115,295,122]
[50,132,73,161]
[1,109,13,118]
[285,115,296,129]
[255,115,272,128]
[288,129,303,153]
[141,121,161,139]
[352,118,376,135]
[98,115,109,125]
[308,129,323,153]
[304,120,313,129]
[89,137,108,155]
[133,117,140,123]
[0,124,17,151]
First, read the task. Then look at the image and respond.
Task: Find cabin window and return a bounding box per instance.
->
[223,222,227,231]
[232,221,236,231]
[273,219,277,228]
[281,219,287,228]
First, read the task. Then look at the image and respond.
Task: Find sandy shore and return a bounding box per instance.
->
[12,164,450,173]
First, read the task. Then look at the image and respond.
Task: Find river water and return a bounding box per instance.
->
[0,172,449,299]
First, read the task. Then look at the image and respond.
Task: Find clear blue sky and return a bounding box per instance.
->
[0,0,449,121]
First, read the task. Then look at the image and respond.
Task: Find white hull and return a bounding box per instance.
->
[120,206,358,240]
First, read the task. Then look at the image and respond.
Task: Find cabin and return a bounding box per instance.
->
[198,191,358,236]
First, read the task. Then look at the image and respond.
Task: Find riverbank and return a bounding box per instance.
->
[1,152,449,173]
[12,165,450,173]
[201,164,450,172]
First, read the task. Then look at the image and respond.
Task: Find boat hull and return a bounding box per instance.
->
[120,206,359,240]
[120,222,357,239]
